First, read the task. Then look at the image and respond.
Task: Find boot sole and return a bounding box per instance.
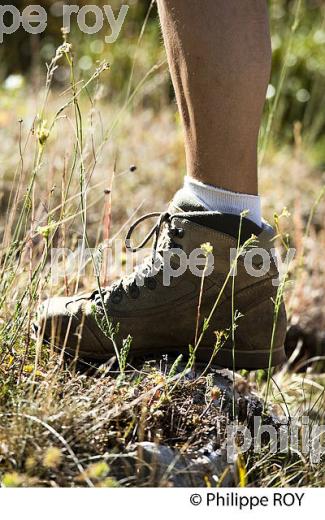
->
[48,339,286,371]
[132,344,286,370]
[199,345,286,370]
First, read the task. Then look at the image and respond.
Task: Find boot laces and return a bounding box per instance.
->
[93,211,184,304]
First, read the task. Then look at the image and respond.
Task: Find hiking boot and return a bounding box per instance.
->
[33,191,287,369]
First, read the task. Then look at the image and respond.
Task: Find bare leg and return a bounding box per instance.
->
[157,0,271,195]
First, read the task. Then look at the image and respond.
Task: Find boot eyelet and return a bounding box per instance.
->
[145,278,157,290]
[129,285,140,299]
[111,291,123,304]
[177,228,184,238]
[170,227,185,239]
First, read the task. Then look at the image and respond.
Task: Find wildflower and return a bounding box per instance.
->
[37,120,49,146]
[211,386,221,400]
[2,472,24,487]
[43,447,62,469]
[201,242,213,256]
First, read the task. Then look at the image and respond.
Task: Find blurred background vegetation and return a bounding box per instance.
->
[0,0,324,160]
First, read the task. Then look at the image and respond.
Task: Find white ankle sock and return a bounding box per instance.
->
[183,176,262,227]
